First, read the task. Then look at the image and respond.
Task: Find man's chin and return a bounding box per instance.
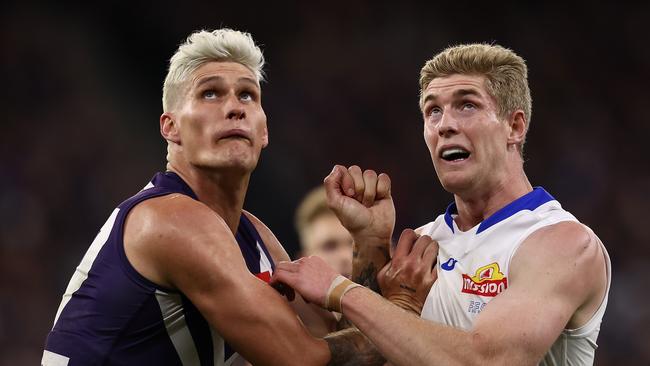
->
[439,172,475,194]
[194,158,257,173]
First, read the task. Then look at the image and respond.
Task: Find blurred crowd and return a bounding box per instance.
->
[2,1,649,364]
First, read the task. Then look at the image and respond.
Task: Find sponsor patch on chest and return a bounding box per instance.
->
[461,262,508,297]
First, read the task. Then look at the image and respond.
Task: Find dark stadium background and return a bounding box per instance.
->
[2,1,648,364]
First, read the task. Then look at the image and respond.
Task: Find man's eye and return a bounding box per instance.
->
[462,102,476,110]
[240,92,253,102]
[203,90,217,99]
[428,106,442,117]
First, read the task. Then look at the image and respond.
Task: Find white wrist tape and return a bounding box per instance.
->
[325,275,362,313]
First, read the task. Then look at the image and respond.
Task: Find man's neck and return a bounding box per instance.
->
[167,163,250,235]
[452,173,533,231]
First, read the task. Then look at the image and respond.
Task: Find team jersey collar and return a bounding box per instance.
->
[444,187,555,234]
[151,171,199,201]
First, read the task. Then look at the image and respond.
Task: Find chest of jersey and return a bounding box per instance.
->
[420,190,575,330]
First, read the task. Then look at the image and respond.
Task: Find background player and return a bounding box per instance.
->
[292,186,355,337]
[296,186,354,278]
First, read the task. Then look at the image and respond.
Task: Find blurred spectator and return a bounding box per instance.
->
[295,186,354,278]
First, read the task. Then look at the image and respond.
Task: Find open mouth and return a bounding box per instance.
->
[440,148,471,162]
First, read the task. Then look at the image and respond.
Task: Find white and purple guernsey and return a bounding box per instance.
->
[42,172,275,366]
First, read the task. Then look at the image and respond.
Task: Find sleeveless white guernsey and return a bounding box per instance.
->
[419,188,611,365]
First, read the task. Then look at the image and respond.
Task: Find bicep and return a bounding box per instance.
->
[156,207,328,365]
[470,224,600,364]
[183,253,319,365]
[470,277,574,364]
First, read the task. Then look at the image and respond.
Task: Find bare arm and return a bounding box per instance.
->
[316,166,441,365]
[351,238,390,294]
[274,221,608,365]
[244,210,388,365]
[244,210,339,337]
[124,195,330,366]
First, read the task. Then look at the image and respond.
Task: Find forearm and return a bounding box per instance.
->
[340,287,478,366]
[200,280,331,365]
[352,236,390,293]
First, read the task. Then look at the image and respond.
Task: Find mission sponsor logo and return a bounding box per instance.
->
[461,262,508,297]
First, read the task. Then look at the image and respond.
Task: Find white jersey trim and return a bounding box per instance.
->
[52,208,120,327]
[155,290,202,366]
[41,350,70,366]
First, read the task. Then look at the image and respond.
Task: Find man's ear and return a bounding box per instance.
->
[261,126,269,148]
[160,113,181,144]
[261,110,269,148]
[507,110,527,146]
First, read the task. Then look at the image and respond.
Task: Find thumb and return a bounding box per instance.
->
[377,261,391,291]
[270,271,296,301]
[324,165,362,214]
[323,165,345,209]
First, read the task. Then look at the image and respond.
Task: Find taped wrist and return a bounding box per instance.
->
[325,275,362,313]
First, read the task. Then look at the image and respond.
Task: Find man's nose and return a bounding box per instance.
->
[438,112,459,138]
[225,93,246,120]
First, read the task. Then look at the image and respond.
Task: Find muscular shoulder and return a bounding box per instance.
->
[124,194,234,288]
[129,193,230,245]
[511,221,607,325]
[242,210,291,263]
[515,221,602,270]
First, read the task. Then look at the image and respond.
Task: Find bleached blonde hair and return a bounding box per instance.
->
[419,43,532,128]
[162,28,265,112]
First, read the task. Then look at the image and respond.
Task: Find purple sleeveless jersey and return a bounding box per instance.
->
[42,172,276,366]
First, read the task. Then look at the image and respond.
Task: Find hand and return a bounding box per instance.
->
[323,165,395,243]
[378,229,438,315]
[271,256,340,309]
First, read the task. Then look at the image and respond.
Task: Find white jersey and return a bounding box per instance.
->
[419,187,611,365]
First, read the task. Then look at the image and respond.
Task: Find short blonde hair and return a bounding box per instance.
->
[420,43,532,127]
[162,28,265,112]
[295,187,334,243]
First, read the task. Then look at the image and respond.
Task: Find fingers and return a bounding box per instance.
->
[393,229,418,259]
[377,260,392,289]
[422,240,439,270]
[410,235,434,259]
[270,266,299,287]
[274,260,300,273]
[324,165,350,198]
[376,173,391,200]
[378,261,391,279]
[341,167,356,197]
[362,170,378,207]
[270,263,300,301]
[348,165,365,201]
[323,165,355,215]
[270,280,295,301]
[324,165,390,207]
